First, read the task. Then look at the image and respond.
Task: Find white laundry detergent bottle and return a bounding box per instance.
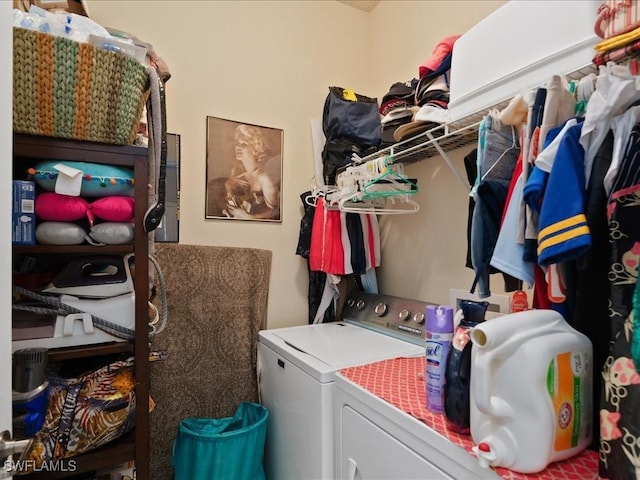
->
[469,309,593,474]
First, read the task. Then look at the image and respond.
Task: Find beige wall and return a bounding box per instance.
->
[86,0,505,329]
[367,1,507,304]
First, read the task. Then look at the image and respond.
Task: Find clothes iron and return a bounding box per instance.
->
[42,254,134,298]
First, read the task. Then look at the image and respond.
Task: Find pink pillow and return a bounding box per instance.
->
[35,192,94,224]
[90,196,135,222]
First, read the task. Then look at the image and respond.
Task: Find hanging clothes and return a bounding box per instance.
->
[470,115,520,298]
[537,75,576,154]
[345,212,367,275]
[296,191,336,324]
[536,123,590,266]
[520,88,546,264]
[298,188,383,324]
[580,65,640,186]
[489,158,536,287]
[604,104,640,195]
[309,197,345,275]
[563,130,614,450]
[599,124,640,480]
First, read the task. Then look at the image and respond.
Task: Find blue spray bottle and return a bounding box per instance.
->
[425,305,454,413]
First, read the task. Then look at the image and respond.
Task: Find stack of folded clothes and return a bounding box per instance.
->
[412,51,453,123]
[593,26,640,67]
[379,35,461,146]
[379,80,418,148]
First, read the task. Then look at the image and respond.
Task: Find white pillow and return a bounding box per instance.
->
[36,221,87,245]
[89,222,135,245]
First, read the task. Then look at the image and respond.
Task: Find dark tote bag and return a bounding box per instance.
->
[322,138,378,186]
[322,86,381,148]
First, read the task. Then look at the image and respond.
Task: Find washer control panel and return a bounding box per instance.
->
[342,290,437,345]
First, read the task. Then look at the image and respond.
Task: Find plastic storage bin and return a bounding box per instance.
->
[172,402,269,480]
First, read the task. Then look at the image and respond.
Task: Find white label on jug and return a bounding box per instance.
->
[547,351,591,452]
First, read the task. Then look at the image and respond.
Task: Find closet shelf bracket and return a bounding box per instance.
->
[425,129,471,190]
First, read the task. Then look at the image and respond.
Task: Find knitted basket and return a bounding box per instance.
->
[13,27,149,145]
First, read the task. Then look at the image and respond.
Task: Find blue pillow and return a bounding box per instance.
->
[30,161,135,197]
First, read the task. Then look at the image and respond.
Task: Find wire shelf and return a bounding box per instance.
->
[356,63,599,170]
[374,122,479,166]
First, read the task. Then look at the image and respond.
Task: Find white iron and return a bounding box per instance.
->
[42,253,134,298]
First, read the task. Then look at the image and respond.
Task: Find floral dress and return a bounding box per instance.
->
[600,125,640,480]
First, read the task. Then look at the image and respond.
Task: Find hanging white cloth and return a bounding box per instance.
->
[580,64,640,186]
[534,118,580,173]
[312,274,340,324]
[604,105,640,196]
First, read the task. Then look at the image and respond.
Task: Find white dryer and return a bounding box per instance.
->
[257,291,428,480]
[333,370,500,479]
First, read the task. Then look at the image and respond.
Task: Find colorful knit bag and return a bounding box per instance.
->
[13,27,149,145]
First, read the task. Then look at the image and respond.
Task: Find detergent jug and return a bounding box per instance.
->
[469,309,593,474]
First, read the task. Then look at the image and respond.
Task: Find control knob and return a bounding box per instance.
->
[356,300,365,310]
[398,309,411,322]
[374,302,388,316]
[413,312,425,325]
[346,299,355,308]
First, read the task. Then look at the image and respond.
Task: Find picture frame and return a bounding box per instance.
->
[205,116,283,222]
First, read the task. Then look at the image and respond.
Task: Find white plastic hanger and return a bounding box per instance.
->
[330,155,420,214]
[338,190,420,214]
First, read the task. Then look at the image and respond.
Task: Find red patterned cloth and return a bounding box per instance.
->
[339,356,598,480]
[592,37,640,67]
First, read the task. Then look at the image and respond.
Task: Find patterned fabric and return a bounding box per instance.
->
[632,266,640,372]
[148,244,272,480]
[599,127,640,480]
[593,37,640,67]
[340,356,598,479]
[24,358,137,473]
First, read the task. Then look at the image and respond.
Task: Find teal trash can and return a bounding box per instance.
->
[172,402,269,480]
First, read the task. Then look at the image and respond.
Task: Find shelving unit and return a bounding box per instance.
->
[12,134,150,479]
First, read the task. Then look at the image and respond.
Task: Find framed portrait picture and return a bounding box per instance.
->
[205,116,283,222]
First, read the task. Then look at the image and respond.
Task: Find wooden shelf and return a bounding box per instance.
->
[13,133,147,167]
[13,245,134,255]
[17,431,135,480]
[46,341,134,361]
[12,134,151,479]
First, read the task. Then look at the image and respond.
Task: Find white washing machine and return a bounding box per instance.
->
[257,290,428,480]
